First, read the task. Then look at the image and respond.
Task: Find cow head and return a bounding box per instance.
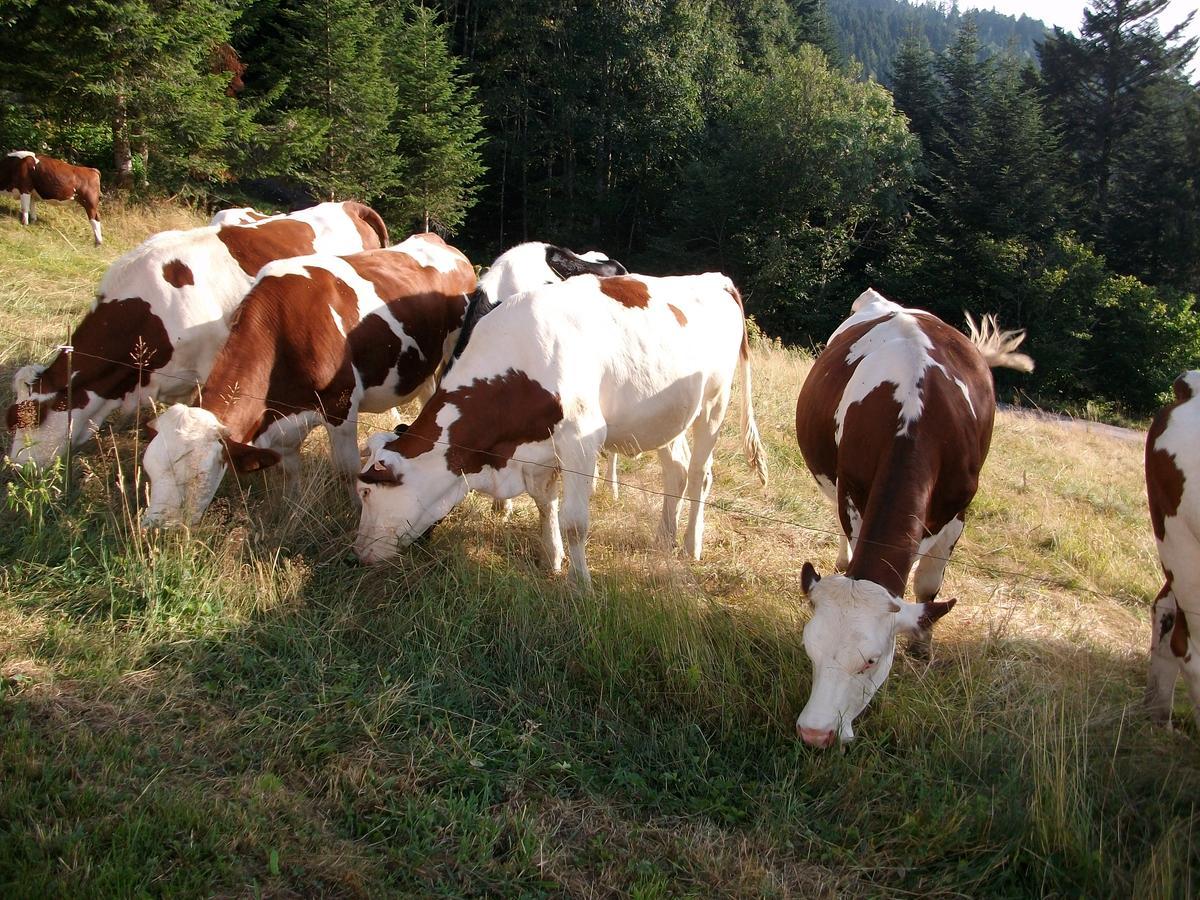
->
[141,404,279,527]
[6,366,80,469]
[478,242,627,305]
[796,562,955,747]
[12,363,43,402]
[352,432,470,565]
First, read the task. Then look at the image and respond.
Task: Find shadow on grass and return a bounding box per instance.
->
[2,454,1199,898]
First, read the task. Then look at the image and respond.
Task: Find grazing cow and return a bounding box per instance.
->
[1145,371,1200,728]
[353,271,769,585]
[208,207,273,227]
[1,151,103,245]
[793,289,1033,748]
[447,242,627,498]
[140,233,475,527]
[6,201,388,468]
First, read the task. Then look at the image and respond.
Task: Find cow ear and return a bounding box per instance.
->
[801,562,821,597]
[223,439,281,473]
[359,458,402,485]
[143,420,158,441]
[393,422,409,437]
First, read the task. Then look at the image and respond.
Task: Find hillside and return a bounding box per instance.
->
[829,0,1050,82]
[1,200,1198,895]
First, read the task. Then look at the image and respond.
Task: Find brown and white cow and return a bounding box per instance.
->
[208,206,273,227]
[6,201,388,468]
[793,289,1033,748]
[1145,371,1200,728]
[1,151,103,245]
[140,233,476,527]
[353,271,769,585]
[451,241,628,499]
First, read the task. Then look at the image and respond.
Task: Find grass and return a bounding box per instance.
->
[2,197,1198,897]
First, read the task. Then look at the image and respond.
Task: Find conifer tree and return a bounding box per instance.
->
[253,0,399,201]
[1039,0,1198,281]
[2,0,243,189]
[384,3,486,233]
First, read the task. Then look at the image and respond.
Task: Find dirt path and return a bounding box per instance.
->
[998,403,1145,444]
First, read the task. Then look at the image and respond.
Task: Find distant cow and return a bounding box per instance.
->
[1,151,103,245]
[6,201,388,468]
[141,233,475,527]
[353,271,769,585]
[793,289,1033,748]
[208,207,272,227]
[1145,371,1200,729]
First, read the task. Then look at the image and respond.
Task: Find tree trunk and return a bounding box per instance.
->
[113,92,133,190]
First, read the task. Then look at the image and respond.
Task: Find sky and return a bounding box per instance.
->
[962,0,1200,73]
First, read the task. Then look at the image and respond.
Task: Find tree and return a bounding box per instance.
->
[1039,0,1199,283]
[670,45,918,339]
[1,0,245,189]
[245,0,398,201]
[891,35,939,146]
[384,3,486,233]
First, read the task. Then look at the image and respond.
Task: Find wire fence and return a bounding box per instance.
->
[0,323,1157,604]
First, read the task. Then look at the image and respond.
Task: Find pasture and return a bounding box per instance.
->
[1,199,1197,897]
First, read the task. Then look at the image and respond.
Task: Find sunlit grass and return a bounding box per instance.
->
[1,203,1195,896]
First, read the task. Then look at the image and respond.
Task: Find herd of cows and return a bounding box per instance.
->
[5,150,1200,747]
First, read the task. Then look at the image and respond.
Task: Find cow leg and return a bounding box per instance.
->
[19,192,31,225]
[559,437,601,588]
[1146,587,1181,726]
[656,435,690,550]
[604,452,619,500]
[79,196,102,245]
[327,420,363,503]
[492,498,513,521]
[683,412,723,561]
[27,194,36,222]
[908,515,965,657]
[526,466,564,573]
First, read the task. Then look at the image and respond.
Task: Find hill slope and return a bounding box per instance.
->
[0,198,1196,895]
[829,0,1050,82]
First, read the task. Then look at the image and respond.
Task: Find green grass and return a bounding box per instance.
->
[2,199,1198,897]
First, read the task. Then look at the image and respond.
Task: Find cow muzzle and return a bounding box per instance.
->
[797,724,838,749]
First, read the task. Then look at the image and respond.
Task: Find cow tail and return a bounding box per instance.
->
[965,312,1034,372]
[346,201,390,249]
[729,283,769,487]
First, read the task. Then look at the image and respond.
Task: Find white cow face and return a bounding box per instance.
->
[141,404,278,528]
[796,563,954,748]
[477,242,627,304]
[353,432,468,564]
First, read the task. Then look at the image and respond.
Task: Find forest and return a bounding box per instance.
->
[1,0,1197,417]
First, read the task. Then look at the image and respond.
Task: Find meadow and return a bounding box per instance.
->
[0,200,1196,897]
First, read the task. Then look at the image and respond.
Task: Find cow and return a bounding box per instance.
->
[208,207,273,227]
[6,201,389,468]
[352,270,769,586]
[1145,371,1200,729]
[793,288,1033,748]
[449,242,628,499]
[140,233,476,527]
[1,151,103,245]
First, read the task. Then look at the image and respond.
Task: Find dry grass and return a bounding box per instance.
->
[1,202,1196,897]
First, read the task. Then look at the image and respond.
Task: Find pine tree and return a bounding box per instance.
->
[384,3,486,233]
[891,35,939,146]
[2,0,242,189]
[254,0,399,201]
[1039,0,1198,279]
